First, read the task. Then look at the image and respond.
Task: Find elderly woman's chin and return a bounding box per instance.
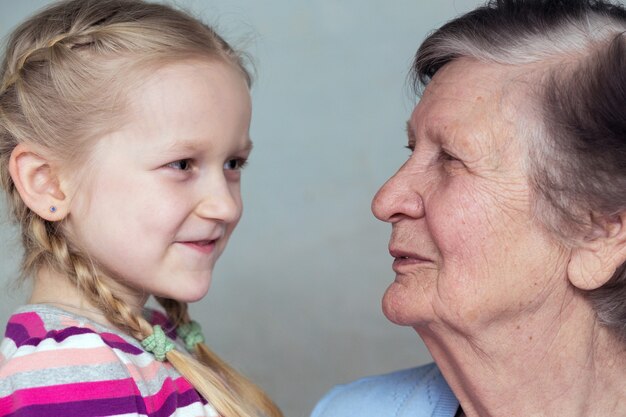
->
[381,277,506,332]
[381,272,437,327]
[380,271,470,331]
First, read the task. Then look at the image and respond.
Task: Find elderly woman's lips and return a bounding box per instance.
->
[389,249,431,261]
[389,249,432,271]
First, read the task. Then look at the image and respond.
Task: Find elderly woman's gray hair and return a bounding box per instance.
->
[412,0,626,339]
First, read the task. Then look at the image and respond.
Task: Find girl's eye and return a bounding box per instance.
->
[166,159,192,171]
[224,158,248,171]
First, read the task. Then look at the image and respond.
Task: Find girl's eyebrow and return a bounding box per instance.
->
[163,140,201,153]
[159,137,254,154]
[242,139,254,152]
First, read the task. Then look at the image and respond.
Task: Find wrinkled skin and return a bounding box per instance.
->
[372,58,570,335]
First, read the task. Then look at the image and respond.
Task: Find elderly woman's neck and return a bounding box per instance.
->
[418,291,626,417]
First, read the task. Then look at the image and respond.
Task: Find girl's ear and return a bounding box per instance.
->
[9,143,68,221]
[568,213,626,290]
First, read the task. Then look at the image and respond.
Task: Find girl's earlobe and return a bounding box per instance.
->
[9,143,68,221]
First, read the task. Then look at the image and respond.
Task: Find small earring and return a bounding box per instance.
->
[49,206,57,213]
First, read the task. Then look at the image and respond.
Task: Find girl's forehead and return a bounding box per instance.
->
[87,60,251,155]
[127,59,248,108]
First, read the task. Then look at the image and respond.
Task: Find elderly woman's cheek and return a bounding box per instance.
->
[427,176,544,321]
[435,177,529,250]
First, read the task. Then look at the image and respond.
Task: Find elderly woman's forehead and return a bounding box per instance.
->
[426,59,525,101]
[415,59,533,127]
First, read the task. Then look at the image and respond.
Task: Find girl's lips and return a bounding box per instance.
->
[179,240,217,254]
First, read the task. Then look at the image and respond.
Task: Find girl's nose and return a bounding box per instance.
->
[195,179,242,224]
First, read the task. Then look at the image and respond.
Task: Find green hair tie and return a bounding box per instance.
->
[141,325,175,361]
[176,320,205,351]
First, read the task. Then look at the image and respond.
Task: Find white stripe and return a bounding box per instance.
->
[0,338,18,358]
[10,333,117,356]
[174,401,220,417]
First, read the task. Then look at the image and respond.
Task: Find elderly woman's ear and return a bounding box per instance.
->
[567,212,626,290]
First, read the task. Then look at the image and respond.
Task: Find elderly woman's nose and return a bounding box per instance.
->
[371,172,424,223]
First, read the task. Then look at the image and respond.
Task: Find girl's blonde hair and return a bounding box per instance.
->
[0,1,281,416]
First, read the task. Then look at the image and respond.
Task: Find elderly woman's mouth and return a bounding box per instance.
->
[389,249,433,270]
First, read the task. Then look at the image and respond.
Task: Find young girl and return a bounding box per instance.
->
[0,1,282,416]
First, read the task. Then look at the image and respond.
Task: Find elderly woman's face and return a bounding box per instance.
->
[372,58,570,332]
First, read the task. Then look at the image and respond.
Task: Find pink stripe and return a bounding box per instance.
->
[0,346,118,378]
[174,376,194,392]
[143,376,195,413]
[9,312,46,338]
[59,317,97,331]
[125,358,163,381]
[0,378,140,409]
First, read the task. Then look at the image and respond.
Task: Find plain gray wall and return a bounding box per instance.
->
[0,1,483,416]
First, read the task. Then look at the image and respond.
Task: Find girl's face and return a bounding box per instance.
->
[65,60,252,307]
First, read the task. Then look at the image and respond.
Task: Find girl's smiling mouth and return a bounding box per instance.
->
[178,240,218,254]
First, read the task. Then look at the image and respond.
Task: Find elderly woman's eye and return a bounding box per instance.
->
[439,151,457,162]
[166,159,192,170]
[404,145,415,155]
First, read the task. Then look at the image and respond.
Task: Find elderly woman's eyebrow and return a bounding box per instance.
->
[405,121,416,142]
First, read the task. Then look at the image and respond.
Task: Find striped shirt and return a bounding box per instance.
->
[0,304,219,417]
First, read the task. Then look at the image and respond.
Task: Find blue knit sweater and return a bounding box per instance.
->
[311,363,459,417]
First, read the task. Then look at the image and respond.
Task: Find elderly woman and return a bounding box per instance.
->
[312,1,626,416]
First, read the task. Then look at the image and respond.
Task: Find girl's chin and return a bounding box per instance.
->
[153,281,213,304]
